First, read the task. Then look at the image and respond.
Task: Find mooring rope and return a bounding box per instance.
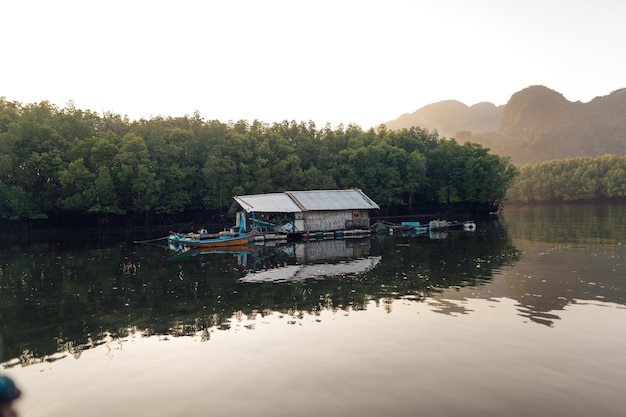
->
[132,236,170,244]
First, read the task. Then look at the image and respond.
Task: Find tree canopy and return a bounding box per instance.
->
[506,154,626,203]
[0,98,518,221]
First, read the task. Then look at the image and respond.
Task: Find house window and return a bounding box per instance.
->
[352,210,360,219]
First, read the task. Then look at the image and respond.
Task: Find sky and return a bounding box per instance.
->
[2,0,625,129]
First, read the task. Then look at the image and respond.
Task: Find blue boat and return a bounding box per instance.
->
[167,212,255,249]
[401,221,429,234]
[168,232,255,248]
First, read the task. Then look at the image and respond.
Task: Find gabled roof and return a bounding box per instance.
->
[233,193,302,213]
[286,189,379,211]
[233,189,379,213]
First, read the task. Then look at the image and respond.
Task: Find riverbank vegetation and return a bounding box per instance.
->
[0,98,517,223]
[506,154,626,203]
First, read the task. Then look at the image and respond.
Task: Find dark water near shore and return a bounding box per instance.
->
[2,204,626,417]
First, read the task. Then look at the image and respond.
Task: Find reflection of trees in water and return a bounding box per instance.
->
[504,203,626,247]
[0,224,520,366]
[507,246,626,326]
[500,204,626,326]
[369,223,520,295]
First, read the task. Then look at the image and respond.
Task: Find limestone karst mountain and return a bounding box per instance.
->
[382,85,626,164]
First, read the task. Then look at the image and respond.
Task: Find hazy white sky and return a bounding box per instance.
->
[2,0,625,128]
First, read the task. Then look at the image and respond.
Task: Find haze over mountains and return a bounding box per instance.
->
[382,85,626,164]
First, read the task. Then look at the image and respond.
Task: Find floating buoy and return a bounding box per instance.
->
[464,222,477,231]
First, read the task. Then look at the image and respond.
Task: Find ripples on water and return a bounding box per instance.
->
[1,204,626,417]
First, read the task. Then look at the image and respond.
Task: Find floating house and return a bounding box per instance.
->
[230,189,380,239]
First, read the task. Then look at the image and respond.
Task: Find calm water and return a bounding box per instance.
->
[1,204,626,417]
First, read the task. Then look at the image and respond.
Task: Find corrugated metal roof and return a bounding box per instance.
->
[287,189,379,211]
[234,189,379,213]
[234,193,302,213]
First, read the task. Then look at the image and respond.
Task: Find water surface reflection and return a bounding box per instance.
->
[3,205,626,417]
[1,205,625,366]
[1,222,521,365]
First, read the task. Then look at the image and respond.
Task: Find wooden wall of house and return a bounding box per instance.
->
[302,210,370,232]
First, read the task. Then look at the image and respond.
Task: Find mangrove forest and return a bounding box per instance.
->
[506,154,626,203]
[0,98,518,224]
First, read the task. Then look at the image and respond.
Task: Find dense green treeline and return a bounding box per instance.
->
[0,98,517,221]
[506,154,626,202]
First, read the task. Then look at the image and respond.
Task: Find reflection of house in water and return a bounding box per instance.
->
[238,258,381,283]
[239,239,381,283]
[291,239,371,262]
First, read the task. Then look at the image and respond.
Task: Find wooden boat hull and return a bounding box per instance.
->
[168,233,255,248]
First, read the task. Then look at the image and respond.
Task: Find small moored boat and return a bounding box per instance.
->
[168,231,255,248]
[167,212,255,249]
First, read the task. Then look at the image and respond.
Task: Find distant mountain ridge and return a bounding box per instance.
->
[382,85,626,164]
[383,100,503,138]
